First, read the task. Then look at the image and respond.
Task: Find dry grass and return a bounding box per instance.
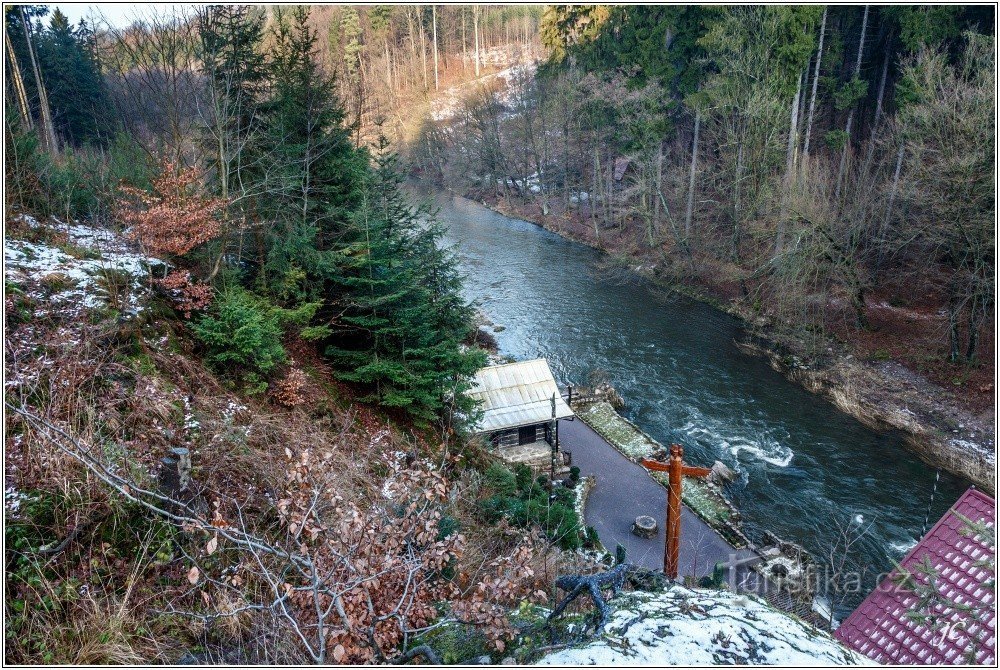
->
[4,217,575,664]
[4,275,375,662]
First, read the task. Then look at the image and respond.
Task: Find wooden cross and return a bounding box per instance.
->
[641,444,711,579]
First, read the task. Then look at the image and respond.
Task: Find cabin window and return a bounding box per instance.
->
[518,425,536,445]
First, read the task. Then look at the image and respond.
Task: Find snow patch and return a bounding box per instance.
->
[538,587,872,666]
[5,216,164,317]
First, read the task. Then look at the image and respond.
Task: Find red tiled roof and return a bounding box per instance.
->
[835,487,996,665]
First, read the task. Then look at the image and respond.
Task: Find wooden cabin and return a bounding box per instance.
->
[467,359,574,469]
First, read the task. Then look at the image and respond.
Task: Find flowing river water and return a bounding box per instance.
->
[428,189,971,615]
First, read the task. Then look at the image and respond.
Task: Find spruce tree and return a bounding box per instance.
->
[326,135,484,425]
[36,9,112,146]
[257,6,365,301]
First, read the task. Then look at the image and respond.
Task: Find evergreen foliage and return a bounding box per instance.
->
[257,6,366,301]
[0,4,488,429]
[326,134,484,424]
[35,9,114,146]
[191,286,287,394]
[5,7,114,147]
[477,462,583,551]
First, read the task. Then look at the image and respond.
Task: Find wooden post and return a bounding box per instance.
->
[665,445,683,577]
[641,444,711,579]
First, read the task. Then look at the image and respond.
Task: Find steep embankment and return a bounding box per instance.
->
[4,213,866,665]
[736,339,994,493]
[3,213,536,664]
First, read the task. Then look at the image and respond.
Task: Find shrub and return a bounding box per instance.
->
[4,124,151,222]
[569,466,581,482]
[483,463,517,496]
[272,367,309,407]
[475,462,584,550]
[513,463,532,491]
[157,270,213,319]
[191,286,286,393]
[117,158,226,258]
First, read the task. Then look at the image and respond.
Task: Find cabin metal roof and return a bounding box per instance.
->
[468,359,574,433]
[834,487,996,665]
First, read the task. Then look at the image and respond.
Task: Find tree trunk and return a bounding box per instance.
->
[384,40,392,90]
[20,7,57,152]
[684,108,701,244]
[852,286,869,331]
[777,70,804,255]
[835,5,869,202]
[432,5,439,91]
[732,141,745,261]
[4,21,32,129]
[802,6,826,158]
[948,290,962,363]
[871,39,890,129]
[592,148,601,242]
[473,7,481,77]
[461,8,467,73]
[606,153,615,229]
[563,114,570,209]
[419,14,428,91]
[864,39,892,168]
[876,143,905,272]
[965,291,985,362]
[654,140,663,244]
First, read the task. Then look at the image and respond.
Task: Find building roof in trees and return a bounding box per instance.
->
[834,487,996,665]
[468,359,573,433]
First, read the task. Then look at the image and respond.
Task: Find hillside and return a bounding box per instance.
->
[3,212,550,663]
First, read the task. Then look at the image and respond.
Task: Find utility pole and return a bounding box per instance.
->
[549,393,557,489]
[641,445,711,579]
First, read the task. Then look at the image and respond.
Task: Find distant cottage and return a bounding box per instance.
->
[835,487,996,665]
[467,359,574,469]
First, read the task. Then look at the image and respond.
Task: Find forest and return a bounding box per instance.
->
[421,5,995,406]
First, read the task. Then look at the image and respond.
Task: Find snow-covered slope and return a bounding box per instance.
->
[538,587,872,666]
[4,214,162,317]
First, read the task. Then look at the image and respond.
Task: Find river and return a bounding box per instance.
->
[429,189,971,615]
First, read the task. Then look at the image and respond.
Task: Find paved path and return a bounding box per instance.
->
[561,418,755,578]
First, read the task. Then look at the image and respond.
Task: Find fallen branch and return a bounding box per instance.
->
[37,513,99,556]
[394,645,442,665]
[547,562,639,634]
[546,561,669,636]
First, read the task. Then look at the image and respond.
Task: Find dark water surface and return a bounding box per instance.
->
[430,190,970,614]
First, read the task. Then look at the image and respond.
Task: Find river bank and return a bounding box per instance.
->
[467,191,995,494]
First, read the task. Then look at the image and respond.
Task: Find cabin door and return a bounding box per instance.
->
[517,425,536,445]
